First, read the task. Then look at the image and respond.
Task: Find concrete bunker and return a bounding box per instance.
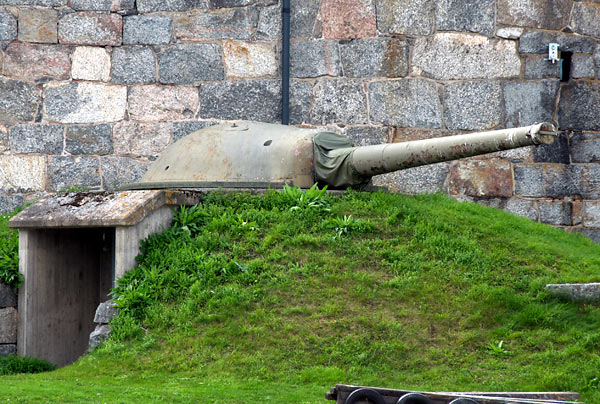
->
[9,190,182,367]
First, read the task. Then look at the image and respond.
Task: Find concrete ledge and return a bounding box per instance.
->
[546,283,600,302]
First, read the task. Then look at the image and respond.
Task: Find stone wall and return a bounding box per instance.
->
[0,283,17,356]
[0,0,598,240]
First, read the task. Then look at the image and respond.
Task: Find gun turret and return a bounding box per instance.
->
[123,121,557,190]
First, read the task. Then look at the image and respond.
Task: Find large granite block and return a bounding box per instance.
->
[436,0,494,35]
[58,12,122,46]
[3,43,70,81]
[0,79,40,123]
[9,124,63,154]
[112,46,156,84]
[558,81,600,131]
[376,0,434,35]
[65,124,113,155]
[311,79,367,124]
[443,81,502,130]
[128,85,199,121]
[47,156,101,192]
[0,307,17,344]
[159,43,224,84]
[340,38,408,78]
[123,15,172,45]
[17,6,57,43]
[319,0,376,39]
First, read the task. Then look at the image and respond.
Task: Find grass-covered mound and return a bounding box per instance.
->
[1,189,599,403]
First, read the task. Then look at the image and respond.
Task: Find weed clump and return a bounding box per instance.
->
[0,355,55,375]
[0,206,24,290]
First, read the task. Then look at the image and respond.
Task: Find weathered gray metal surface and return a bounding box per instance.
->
[130,121,319,189]
[350,123,557,177]
[327,384,583,404]
[124,121,557,190]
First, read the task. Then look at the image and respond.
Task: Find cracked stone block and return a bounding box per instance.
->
[504,81,559,128]
[94,300,118,324]
[319,0,376,39]
[123,15,172,45]
[514,164,579,198]
[112,46,156,84]
[538,199,572,226]
[101,156,149,191]
[290,39,340,78]
[0,156,45,192]
[291,0,319,38]
[174,8,257,41]
[446,159,513,198]
[47,156,101,192]
[497,0,572,30]
[58,12,122,46]
[584,201,600,228]
[3,42,70,81]
[289,80,313,125]
[369,79,442,128]
[256,4,280,40]
[18,7,57,43]
[0,9,16,41]
[0,79,40,123]
[412,33,521,80]
[9,124,63,154]
[571,55,595,79]
[223,41,277,79]
[443,81,502,130]
[558,81,600,131]
[376,0,434,35]
[571,2,600,38]
[311,79,367,124]
[65,124,113,155]
[159,43,224,84]
[43,82,127,124]
[72,46,111,81]
[199,80,281,122]
[128,85,199,121]
[89,324,110,349]
[340,38,408,78]
[571,132,600,163]
[113,121,172,157]
[0,283,16,308]
[436,0,494,35]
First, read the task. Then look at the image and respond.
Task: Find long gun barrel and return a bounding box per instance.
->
[123,121,558,191]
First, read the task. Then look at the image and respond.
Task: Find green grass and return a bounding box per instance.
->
[1,190,599,403]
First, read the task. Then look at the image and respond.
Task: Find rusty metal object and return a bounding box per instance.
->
[123,121,557,190]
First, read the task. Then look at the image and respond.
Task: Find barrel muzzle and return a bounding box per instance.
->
[529,122,558,145]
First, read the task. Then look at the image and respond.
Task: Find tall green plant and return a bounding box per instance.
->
[0,207,24,290]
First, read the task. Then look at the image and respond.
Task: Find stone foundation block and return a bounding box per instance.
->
[0,307,17,344]
[9,124,63,154]
[369,79,442,128]
[497,0,571,30]
[58,12,122,46]
[584,201,600,228]
[0,344,16,357]
[111,46,156,84]
[138,0,206,12]
[505,197,538,221]
[447,160,513,198]
[571,55,595,79]
[559,81,600,131]
[340,38,408,78]
[174,8,256,41]
[412,33,521,80]
[71,46,111,82]
[0,78,40,123]
[113,121,172,157]
[159,43,224,84]
[0,9,16,41]
[289,80,314,125]
[123,15,172,45]
[571,133,600,163]
[128,85,199,122]
[71,0,134,11]
[0,156,45,192]
[100,156,149,190]
[376,0,434,35]
[256,4,280,40]
[538,200,572,226]
[532,133,570,164]
[291,39,340,78]
[519,31,597,55]
[546,283,600,302]
[571,2,600,38]
[224,41,277,79]
[47,156,101,192]
[444,81,502,130]
[572,165,600,200]
[372,163,450,194]
[43,82,127,124]
[291,0,319,38]
[319,0,376,39]
[344,126,389,146]
[0,283,16,309]
[514,164,578,198]
[3,42,70,81]
[65,124,113,155]
[199,80,280,122]
[504,81,559,128]
[18,7,57,43]
[311,79,367,124]
[436,0,494,35]
[0,0,67,6]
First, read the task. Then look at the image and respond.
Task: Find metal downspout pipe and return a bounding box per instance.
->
[282,0,291,125]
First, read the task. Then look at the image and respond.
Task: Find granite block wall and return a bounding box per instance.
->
[0,0,598,240]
